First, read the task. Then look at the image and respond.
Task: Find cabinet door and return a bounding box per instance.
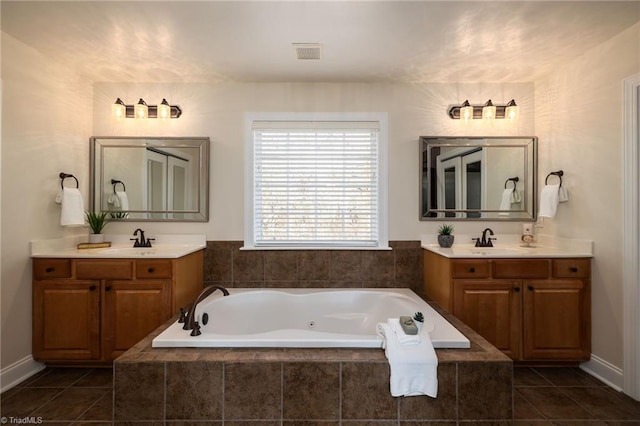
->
[522,279,590,360]
[33,280,100,361]
[103,280,171,360]
[453,280,521,359]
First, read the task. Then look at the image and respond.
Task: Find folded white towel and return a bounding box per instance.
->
[498,189,512,216]
[387,318,421,345]
[115,191,129,210]
[61,187,85,226]
[376,322,438,398]
[538,184,560,218]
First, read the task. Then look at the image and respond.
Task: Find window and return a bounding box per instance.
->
[244,113,388,249]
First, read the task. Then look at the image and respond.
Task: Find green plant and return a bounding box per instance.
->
[85,211,109,234]
[437,224,454,235]
[110,212,130,220]
[413,312,424,323]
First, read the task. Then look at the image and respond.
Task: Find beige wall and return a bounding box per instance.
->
[1,34,93,370]
[535,22,640,369]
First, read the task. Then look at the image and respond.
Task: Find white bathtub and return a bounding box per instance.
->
[152,288,470,349]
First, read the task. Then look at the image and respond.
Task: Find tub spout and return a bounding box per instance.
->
[183,285,230,332]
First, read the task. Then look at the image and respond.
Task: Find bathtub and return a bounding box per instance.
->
[152,288,470,349]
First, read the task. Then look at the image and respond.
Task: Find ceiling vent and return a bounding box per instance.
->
[293,43,323,60]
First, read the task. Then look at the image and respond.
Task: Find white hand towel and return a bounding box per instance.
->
[115,191,129,210]
[538,184,560,218]
[511,190,522,204]
[61,187,85,226]
[498,189,512,216]
[376,322,438,398]
[558,186,569,203]
[387,318,421,345]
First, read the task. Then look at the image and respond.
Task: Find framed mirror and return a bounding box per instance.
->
[420,136,537,221]
[90,137,210,221]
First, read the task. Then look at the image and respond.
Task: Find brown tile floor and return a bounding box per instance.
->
[1,366,640,424]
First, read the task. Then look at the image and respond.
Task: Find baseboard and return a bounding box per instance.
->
[581,354,624,392]
[0,355,45,393]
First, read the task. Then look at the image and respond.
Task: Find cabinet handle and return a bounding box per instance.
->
[89,285,96,291]
[105,286,112,292]
[45,267,55,273]
[148,267,155,273]
[570,267,578,273]
[514,287,520,292]
[528,285,534,291]
[469,267,476,273]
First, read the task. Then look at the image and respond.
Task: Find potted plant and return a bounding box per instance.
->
[437,224,455,248]
[413,311,424,332]
[85,211,109,243]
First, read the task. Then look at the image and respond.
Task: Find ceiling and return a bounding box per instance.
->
[2,1,639,84]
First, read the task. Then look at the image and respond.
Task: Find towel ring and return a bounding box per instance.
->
[545,170,564,187]
[59,172,79,190]
[111,179,126,192]
[504,176,519,191]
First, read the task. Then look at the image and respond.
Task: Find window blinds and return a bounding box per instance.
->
[252,122,380,247]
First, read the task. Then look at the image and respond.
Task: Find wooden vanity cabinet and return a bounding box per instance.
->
[32,251,203,364]
[423,250,591,362]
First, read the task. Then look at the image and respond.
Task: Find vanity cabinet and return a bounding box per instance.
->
[32,251,203,364]
[423,250,591,362]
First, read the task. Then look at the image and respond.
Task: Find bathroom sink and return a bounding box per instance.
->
[441,246,529,257]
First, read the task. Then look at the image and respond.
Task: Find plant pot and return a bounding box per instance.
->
[416,321,424,333]
[89,233,105,244]
[438,234,454,248]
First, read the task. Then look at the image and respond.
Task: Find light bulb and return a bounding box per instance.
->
[112,98,126,120]
[482,99,496,120]
[134,98,148,119]
[505,99,518,121]
[460,100,474,121]
[158,99,171,120]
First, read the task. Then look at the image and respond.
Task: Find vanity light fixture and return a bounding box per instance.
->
[448,99,518,121]
[111,98,183,120]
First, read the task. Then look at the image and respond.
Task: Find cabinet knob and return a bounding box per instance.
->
[89,285,96,291]
[45,267,55,273]
[148,267,155,273]
[514,287,520,292]
[105,286,112,292]
[570,267,578,273]
[528,285,534,291]
[469,267,476,273]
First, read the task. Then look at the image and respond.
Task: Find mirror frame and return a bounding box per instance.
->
[420,136,537,221]
[90,136,210,222]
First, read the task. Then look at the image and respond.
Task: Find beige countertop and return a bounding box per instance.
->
[421,234,593,259]
[30,234,206,259]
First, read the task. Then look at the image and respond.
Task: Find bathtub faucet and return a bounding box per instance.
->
[182,285,230,336]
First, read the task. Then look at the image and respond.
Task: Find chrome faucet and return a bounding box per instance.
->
[473,228,496,247]
[181,285,230,336]
[130,228,154,248]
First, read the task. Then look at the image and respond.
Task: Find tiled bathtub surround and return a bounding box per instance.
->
[204,241,423,292]
[114,304,514,424]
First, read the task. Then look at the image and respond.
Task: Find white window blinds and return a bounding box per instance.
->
[251,121,381,248]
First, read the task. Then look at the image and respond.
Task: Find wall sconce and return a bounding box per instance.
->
[112,98,182,120]
[448,99,518,121]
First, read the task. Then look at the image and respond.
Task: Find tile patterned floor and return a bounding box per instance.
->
[1,366,640,424]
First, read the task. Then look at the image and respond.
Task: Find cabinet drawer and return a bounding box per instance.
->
[76,260,133,280]
[451,260,490,278]
[494,259,550,279]
[136,260,172,279]
[33,259,72,280]
[553,259,590,278]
